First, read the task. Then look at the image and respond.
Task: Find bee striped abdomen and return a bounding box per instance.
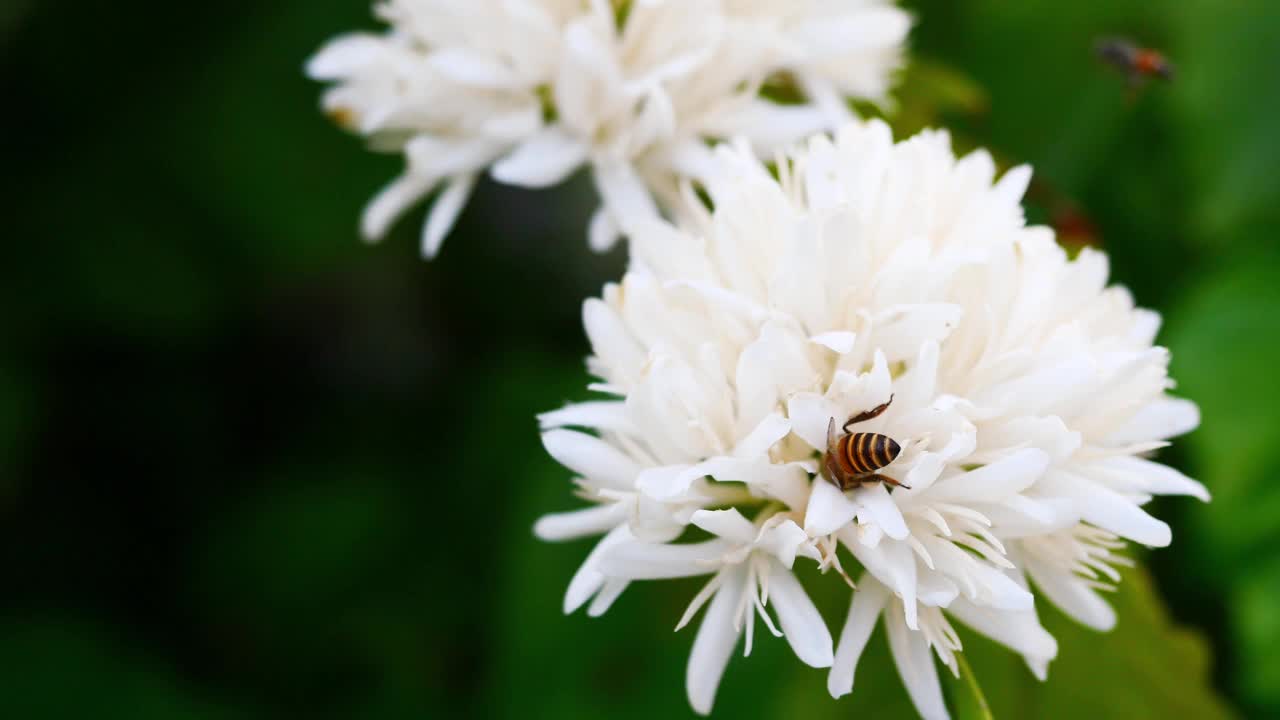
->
[840,432,901,474]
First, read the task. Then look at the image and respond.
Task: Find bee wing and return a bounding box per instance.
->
[1095,37,1137,67]
[827,417,838,450]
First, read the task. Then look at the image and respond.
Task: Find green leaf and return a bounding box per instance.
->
[963,566,1234,719]
[1169,0,1280,244]
[1164,253,1280,569]
[886,58,989,139]
[1234,558,1280,711]
[948,653,995,720]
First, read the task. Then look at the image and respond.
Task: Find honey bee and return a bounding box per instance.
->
[823,395,909,491]
[1095,37,1174,85]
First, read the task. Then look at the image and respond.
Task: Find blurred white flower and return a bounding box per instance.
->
[308,0,910,257]
[536,119,1207,717]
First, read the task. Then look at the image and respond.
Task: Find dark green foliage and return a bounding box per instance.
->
[0,0,1274,717]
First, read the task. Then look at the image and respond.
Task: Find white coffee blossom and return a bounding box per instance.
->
[308,0,910,257]
[598,507,833,714]
[535,120,1207,718]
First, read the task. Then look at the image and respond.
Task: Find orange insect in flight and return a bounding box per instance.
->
[1096,37,1174,85]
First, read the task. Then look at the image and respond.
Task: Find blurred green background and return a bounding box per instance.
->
[2,0,1278,717]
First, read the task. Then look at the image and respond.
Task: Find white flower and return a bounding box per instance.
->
[308,0,910,257]
[533,399,806,615]
[1016,523,1136,632]
[599,508,832,714]
[536,119,1208,717]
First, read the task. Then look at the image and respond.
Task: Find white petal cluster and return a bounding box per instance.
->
[535,120,1208,718]
[308,0,910,256]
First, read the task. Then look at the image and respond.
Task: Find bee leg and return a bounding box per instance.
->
[842,394,895,432]
[865,473,911,490]
[829,468,860,489]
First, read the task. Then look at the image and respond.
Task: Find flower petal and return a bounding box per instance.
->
[583,297,644,384]
[422,173,477,258]
[635,463,706,502]
[891,341,940,412]
[361,174,435,241]
[640,457,805,506]
[593,159,659,235]
[1041,470,1172,547]
[690,508,757,544]
[538,401,635,434]
[586,578,629,617]
[1024,551,1116,631]
[1100,455,1210,502]
[916,572,960,607]
[597,538,732,580]
[491,126,589,187]
[991,164,1033,209]
[687,566,745,715]
[872,306,961,365]
[756,520,814,569]
[848,535,919,627]
[735,322,815,434]
[768,561,834,668]
[924,448,1049,503]
[853,482,909,540]
[555,19,621,130]
[886,602,951,720]
[703,99,831,156]
[787,392,842,451]
[811,331,858,354]
[805,478,860,537]
[427,47,525,89]
[732,412,792,459]
[630,494,689,543]
[1103,397,1200,445]
[588,207,621,252]
[306,33,384,79]
[976,416,1080,465]
[542,429,640,490]
[744,462,814,510]
[564,524,632,614]
[947,596,1058,677]
[828,578,889,698]
[534,502,628,541]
